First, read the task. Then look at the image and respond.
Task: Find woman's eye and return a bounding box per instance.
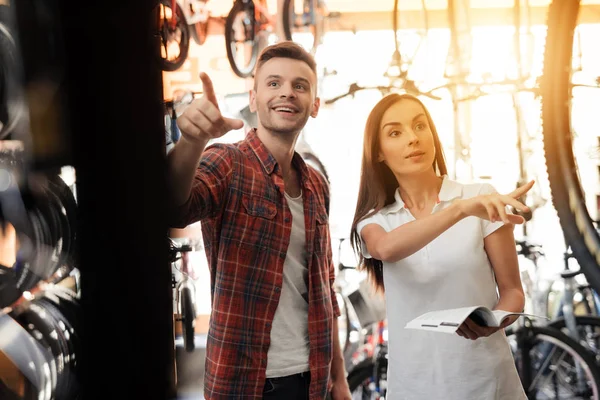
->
[415,122,427,130]
[389,130,400,137]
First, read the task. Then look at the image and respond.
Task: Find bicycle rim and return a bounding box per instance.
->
[347,359,386,399]
[181,287,195,352]
[158,0,189,71]
[510,325,600,399]
[0,16,25,139]
[540,0,600,291]
[225,1,259,78]
[389,0,429,81]
[282,0,322,55]
[547,316,600,363]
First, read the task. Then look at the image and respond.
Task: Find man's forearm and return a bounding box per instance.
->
[330,318,346,382]
[167,136,208,206]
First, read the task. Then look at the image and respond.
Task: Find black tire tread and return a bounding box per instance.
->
[225,1,259,78]
[159,0,189,72]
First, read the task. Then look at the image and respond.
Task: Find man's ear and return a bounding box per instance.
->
[311,97,320,118]
[249,89,257,113]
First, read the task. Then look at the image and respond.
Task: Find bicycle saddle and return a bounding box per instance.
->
[560,269,583,279]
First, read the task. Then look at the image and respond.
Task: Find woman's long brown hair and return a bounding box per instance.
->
[350,93,448,292]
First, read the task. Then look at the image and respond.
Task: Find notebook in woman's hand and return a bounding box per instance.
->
[404,306,546,333]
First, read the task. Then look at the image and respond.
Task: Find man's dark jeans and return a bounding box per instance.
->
[262,371,310,399]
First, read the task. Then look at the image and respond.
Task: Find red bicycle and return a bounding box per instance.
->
[225,0,329,78]
[158,0,212,71]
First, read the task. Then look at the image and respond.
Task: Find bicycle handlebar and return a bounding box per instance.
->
[325,75,547,106]
[515,239,544,259]
[455,78,540,102]
[324,80,443,105]
[168,238,196,262]
[324,83,392,105]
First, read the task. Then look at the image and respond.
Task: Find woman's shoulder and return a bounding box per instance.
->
[357,206,396,229]
[445,177,498,199]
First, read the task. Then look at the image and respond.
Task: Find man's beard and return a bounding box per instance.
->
[258,107,309,136]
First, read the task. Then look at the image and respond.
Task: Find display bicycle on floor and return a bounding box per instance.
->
[168,237,201,353]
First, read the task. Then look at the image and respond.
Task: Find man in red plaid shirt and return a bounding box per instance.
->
[167,41,352,400]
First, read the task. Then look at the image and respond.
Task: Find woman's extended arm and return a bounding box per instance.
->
[361,181,533,262]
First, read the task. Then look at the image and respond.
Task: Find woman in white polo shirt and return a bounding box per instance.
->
[350,93,532,399]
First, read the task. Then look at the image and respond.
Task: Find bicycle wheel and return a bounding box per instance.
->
[158,0,190,71]
[548,316,600,363]
[301,152,330,184]
[387,0,429,84]
[180,287,196,352]
[282,0,323,55]
[507,324,600,399]
[347,358,387,399]
[0,5,25,139]
[225,0,259,78]
[541,0,600,291]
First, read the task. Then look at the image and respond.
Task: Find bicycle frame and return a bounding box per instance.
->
[289,0,317,28]
[168,0,178,30]
[167,0,210,29]
[248,0,276,31]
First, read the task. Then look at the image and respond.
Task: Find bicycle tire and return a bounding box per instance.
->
[547,315,600,359]
[335,292,351,353]
[158,0,189,72]
[539,0,600,290]
[347,357,387,396]
[0,5,24,139]
[282,0,322,55]
[190,20,209,46]
[181,287,196,352]
[347,360,373,392]
[508,324,600,399]
[301,152,330,184]
[225,1,259,79]
[391,0,429,75]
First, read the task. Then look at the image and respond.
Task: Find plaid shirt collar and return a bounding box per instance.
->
[246,128,310,186]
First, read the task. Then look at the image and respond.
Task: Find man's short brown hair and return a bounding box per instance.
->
[254,41,317,82]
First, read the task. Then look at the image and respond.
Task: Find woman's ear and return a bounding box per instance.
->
[378,153,385,162]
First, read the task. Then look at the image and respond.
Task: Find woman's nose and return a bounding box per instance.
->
[407,130,419,145]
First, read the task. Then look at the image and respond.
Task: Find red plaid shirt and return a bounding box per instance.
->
[171,129,341,399]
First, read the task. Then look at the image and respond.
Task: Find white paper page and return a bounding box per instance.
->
[405,306,480,333]
[491,309,548,325]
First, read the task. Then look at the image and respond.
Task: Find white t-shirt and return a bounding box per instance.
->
[266,191,310,377]
[356,176,527,400]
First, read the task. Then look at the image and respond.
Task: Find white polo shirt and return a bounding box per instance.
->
[357,175,526,400]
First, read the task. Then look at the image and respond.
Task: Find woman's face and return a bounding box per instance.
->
[378,99,436,177]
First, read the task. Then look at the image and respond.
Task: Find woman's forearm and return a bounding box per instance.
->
[494,288,526,328]
[372,202,466,262]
